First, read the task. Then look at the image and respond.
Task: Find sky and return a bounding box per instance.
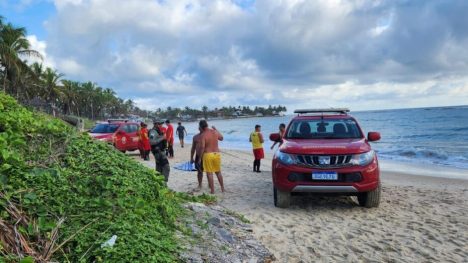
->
[2,0,468,112]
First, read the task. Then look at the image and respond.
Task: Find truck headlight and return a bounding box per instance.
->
[276,151,297,165]
[350,150,375,166]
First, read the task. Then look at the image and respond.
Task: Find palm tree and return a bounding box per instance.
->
[0,21,42,93]
[202,105,208,119]
[80,81,99,119]
[101,88,116,118]
[31,62,43,76]
[41,67,64,116]
[61,80,81,115]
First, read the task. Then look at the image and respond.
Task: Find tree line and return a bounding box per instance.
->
[154,105,287,120]
[0,16,286,121]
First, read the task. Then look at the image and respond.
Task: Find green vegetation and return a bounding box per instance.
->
[0,92,183,262]
[174,192,217,205]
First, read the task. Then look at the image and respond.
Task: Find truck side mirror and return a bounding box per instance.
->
[270,133,281,142]
[368,132,381,142]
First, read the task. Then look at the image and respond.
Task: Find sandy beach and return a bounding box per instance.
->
[135,145,468,262]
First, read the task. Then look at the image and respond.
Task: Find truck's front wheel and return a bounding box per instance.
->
[357,183,381,208]
[273,187,291,208]
[114,144,126,153]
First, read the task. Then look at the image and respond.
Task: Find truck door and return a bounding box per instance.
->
[114,125,131,152]
[128,124,140,149]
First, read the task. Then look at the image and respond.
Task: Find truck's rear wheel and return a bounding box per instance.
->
[273,187,291,208]
[357,183,381,208]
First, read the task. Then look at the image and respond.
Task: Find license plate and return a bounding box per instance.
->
[312,172,338,180]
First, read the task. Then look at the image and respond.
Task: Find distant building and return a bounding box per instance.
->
[180,114,192,121]
[232,110,243,117]
[215,111,224,118]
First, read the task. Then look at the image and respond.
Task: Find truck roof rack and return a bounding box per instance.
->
[108,119,129,123]
[294,108,350,115]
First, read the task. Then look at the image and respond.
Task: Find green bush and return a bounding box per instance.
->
[0,92,181,262]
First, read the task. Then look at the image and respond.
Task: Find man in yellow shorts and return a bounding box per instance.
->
[199,120,224,194]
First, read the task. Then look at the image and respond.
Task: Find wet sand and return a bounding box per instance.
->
[135,145,468,262]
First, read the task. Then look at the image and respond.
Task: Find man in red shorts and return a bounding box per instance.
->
[249,124,264,173]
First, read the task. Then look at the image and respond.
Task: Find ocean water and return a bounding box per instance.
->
[180,105,468,172]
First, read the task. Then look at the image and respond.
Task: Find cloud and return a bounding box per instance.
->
[40,0,468,111]
[26,34,55,67]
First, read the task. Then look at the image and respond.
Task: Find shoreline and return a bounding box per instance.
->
[379,159,468,180]
[172,114,286,123]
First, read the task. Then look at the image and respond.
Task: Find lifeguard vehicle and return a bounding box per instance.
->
[270,108,381,208]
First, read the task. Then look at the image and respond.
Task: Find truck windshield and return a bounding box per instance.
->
[286,118,362,139]
[90,124,119,134]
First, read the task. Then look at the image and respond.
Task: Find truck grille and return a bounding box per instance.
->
[295,154,353,168]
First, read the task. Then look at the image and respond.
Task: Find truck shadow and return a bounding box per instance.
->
[288,193,360,210]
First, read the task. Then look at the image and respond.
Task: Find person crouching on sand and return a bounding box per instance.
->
[199,120,225,194]
[250,124,264,173]
[271,123,286,150]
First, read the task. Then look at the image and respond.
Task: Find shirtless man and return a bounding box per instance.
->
[190,127,204,189]
[198,120,224,194]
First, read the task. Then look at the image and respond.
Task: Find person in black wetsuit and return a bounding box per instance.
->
[176,122,187,148]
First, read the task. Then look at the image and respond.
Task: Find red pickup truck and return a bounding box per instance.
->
[270,108,381,208]
[89,120,140,152]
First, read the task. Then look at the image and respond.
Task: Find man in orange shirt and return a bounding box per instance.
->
[165,119,174,158]
[138,122,151,160]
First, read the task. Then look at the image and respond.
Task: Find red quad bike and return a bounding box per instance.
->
[270,108,381,208]
[88,120,140,153]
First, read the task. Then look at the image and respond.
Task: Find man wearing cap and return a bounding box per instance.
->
[149,120,170,182]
